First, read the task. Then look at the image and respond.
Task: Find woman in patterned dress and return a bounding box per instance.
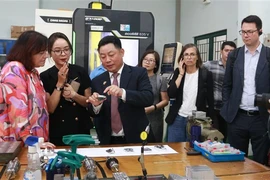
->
[0,31,55,148]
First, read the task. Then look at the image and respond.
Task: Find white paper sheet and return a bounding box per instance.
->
[54,145,177,157]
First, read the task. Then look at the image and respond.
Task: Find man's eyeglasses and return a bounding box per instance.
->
[143,58,156,64]
[183,53,196,58]
[239,30,258,36]
[52,48,71,56]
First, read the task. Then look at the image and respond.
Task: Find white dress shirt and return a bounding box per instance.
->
[240,43,262,111]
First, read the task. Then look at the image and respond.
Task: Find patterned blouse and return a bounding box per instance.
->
[0,61,49,142]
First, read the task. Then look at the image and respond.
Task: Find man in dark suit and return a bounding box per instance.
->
[221,15,270,165]
[87,36,154,145]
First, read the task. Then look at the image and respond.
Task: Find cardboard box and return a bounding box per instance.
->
[11,26,35,38]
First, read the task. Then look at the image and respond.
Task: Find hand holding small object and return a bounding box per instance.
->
[97,95,106,101]
[62,84,77,99]
[86,92,106,106]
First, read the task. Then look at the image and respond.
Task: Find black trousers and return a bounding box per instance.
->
[214,109,228,141]
[228,112,270,165]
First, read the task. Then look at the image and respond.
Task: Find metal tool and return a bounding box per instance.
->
[5,157,21,180]
[83,156,98,180]
[106,157,129,180]
[106,157,119,172]
[138,145,147,179]
[138,126,150,179]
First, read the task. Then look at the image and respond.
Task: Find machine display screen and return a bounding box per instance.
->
[88,32,139,73]
[160,43,181,74]
[72,9,154,73]
[162,47,175,64]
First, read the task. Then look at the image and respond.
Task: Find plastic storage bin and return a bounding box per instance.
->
[194,143,245,162]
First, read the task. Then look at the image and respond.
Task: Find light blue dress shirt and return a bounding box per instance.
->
[90,64,106,80]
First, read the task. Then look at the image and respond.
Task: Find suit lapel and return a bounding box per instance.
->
[101,71,111,87]
[255,45,267,83]
[197,68,203,93]
[237,47,245,87]
[119,64,131,89]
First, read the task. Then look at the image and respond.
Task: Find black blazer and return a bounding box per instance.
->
[220,45,270,124]
[89,64,154,145]
[165,67,215,125]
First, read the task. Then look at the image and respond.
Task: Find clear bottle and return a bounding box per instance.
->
[23,146,42,180]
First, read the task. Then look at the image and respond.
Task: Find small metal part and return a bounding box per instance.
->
[5,157,21,180]
[106,157,119,172]
[83,157,97,172]
[83,157,98,180]
[106,148,115,154]
[154,145,166,150]
[124,148,134,152]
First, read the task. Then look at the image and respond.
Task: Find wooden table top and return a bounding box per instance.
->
[220,171,270,180]
[1,142,269,179]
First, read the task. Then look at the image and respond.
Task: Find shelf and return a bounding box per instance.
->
[0,54,6,56]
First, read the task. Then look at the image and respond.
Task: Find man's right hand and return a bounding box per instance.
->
[86,92,106,106]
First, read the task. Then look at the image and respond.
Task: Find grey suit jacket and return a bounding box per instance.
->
[220,45,270,124]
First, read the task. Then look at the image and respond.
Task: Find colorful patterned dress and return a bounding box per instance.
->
[0,61,49,142]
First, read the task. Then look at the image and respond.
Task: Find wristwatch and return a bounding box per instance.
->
[55,86,64,91]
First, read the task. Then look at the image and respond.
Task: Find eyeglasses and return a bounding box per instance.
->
[183,53,196,58]
[52,48,71,56]
[239,30,258,36]
[143,58,156,64]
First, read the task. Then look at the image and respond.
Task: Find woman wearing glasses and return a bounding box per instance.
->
[40,32,93,145]
[0,31,55,148]
[138,50,169,142]
[165,43,215,142]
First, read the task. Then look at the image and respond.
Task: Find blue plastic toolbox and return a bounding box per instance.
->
[193,143,245,162]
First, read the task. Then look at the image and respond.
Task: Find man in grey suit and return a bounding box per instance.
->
[221,15,270,165]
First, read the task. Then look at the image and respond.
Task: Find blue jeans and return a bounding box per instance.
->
[167,115,188,142]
